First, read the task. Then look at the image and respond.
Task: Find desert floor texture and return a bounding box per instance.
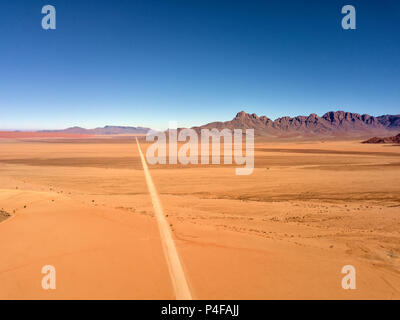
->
[0,136,399,299]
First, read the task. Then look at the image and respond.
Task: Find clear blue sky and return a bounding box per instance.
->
[0,0,399,130]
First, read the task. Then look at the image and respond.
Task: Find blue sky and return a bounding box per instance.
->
[0,0,399,130]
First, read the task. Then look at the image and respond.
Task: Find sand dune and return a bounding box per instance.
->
[0,138,399,299]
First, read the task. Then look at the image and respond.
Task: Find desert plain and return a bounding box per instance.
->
[0,135,399,299]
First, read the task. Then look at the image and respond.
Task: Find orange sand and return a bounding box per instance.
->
[0,138,399,299]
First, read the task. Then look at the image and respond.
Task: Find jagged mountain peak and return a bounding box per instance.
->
[195,110,400,138]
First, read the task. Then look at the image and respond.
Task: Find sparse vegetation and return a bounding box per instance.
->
[0,210,11,222]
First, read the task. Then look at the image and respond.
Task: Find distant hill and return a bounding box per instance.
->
[39,125,151,135]
[193,111,400,138]
[362,133,400,144]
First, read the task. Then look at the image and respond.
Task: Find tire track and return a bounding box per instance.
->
[136,138,192,300]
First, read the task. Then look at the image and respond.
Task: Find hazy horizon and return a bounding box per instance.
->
[2,108,400,132]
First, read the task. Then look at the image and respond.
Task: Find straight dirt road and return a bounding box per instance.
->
[136,138,192,300]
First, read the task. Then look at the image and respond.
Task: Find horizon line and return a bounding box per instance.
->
[1,109,399,132]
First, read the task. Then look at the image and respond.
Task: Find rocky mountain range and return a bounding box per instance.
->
[39,125,151,135]
[20,111,400,139]
[193,111,400,138]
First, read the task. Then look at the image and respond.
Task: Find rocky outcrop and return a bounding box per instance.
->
[362,133,400,144]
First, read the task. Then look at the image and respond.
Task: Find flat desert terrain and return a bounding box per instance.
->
[0,136,399,299]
